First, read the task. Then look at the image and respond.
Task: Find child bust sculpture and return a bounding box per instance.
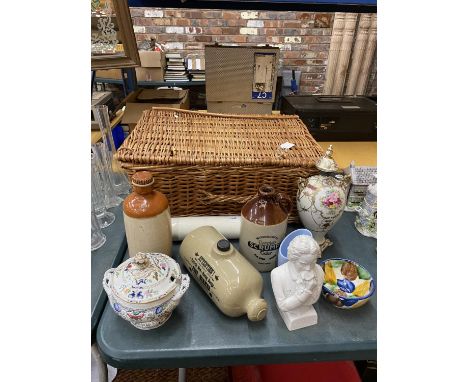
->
[271,235,324,331]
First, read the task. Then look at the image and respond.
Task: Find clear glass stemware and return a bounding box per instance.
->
[91,143,123,208]
[91,208,106,251]
[91,152,116,228]
[92,105,130,195]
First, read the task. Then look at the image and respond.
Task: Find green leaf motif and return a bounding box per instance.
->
[331,260,344,268]
[357,266,371,280]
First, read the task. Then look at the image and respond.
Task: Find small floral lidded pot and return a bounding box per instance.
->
[297,145,351,252]
[103,252,190,330]
[355,178,377,238]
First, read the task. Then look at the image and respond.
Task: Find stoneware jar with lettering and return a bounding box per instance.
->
[239,184,292,272]
[297,145,351,252]
[180,226,268,321]
[103,252,190,330]
[123,171,172,257]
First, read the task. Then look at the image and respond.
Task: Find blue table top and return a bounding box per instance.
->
[91,205,127,340]
[97,212,376,368]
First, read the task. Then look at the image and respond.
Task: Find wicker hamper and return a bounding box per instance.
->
[116,107,324,222]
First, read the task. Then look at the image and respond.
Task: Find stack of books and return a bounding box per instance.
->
[164,52,189,82]
[186,56,206,82]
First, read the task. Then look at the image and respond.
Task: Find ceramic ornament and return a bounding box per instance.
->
[277,228,313,267]
[271,235,324,331]
[297,145,351,252]
[355,177,377,238]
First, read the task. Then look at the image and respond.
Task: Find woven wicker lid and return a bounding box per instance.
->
[131,171,154,187]
[116,108,324,167]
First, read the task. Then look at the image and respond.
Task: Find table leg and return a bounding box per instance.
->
[92,343,108,382]
[178,367,186,382]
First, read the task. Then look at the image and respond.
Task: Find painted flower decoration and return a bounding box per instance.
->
[322,192,342,209]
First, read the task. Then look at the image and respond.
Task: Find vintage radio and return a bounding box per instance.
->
[205,45,279,115]
[281,95,377,141]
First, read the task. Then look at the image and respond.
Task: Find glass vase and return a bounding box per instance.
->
[91,208,107,251]
[91,143,123,208]
[92,152,115,228]
[92,105,130,195]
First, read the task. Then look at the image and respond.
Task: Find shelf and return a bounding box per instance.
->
[128,0,376,13]
[95,77,205,87]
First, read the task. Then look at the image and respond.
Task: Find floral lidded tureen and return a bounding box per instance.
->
[297,145,351,252]
[103,252,190,330]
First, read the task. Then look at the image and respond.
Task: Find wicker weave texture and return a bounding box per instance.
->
[116,108,324,220]
[113,367,229,382]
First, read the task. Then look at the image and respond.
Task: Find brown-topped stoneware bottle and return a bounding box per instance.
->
[123,171,172,257]
[239,184,292,272]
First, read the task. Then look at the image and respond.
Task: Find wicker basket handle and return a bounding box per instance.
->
[200,191,252,205]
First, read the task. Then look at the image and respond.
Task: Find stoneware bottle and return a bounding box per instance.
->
[239,184,292,272]
[297,145,351,252]
[123,171,172,257]
[179,226,268,321]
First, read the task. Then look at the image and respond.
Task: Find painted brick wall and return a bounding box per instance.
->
[130,7,376,95]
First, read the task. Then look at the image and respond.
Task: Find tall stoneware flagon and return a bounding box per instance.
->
[297,145,351,252]
[123,171,172,257]
[240,184,292,272]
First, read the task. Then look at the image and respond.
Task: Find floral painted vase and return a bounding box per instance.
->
[297,145,351,252]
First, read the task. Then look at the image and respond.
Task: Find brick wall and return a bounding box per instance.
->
[130,7,376,95]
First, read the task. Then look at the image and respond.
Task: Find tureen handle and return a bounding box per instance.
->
[171,274,190,302]
[103,269,115,295]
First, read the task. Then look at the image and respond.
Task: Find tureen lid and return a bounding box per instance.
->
[108,253,181,304]
[315,145,339,173]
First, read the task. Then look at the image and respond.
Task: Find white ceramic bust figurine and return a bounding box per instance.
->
[271,235,325,331]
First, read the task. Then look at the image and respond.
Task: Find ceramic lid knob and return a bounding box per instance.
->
[315,144,339,173]
[131,171,154,187]
[246,298,268,321]
[134,252,148,267]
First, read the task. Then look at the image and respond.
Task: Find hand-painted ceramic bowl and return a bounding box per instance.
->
[278,228,313,266]
[320,258,375,309]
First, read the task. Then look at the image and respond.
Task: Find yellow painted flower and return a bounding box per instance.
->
[324,262,337,284]
[353,280,371,297]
